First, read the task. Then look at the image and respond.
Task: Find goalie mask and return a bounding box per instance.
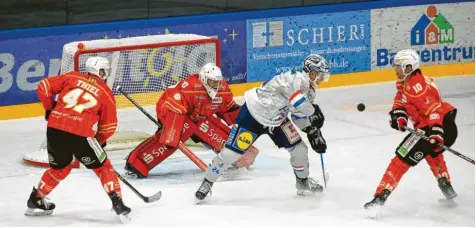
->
[199,63,223,99]
[85,56,111,81]
[302,54,330,88]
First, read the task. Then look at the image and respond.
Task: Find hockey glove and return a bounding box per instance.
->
[44,101,57,121]
[310,104,325,129]
[303,126,327,154]
[428,125,445,153]
[389,108,408,132]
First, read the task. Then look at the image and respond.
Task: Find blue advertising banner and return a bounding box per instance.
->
[0,21,246,106]
[246,10,371,82]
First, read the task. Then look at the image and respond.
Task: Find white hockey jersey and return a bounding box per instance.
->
[244,70,316,127]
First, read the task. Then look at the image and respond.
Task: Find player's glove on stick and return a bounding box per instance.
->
[304,126,327,154]
[389,108,408,132]
[310,104,325,129]
[45,101,57,120]
[428,125,445,153]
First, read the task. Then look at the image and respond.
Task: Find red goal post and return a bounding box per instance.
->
[24,34,221,168]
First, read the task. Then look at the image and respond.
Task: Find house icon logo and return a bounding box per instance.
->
[411,5,454,46]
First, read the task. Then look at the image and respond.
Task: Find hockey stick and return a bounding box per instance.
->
[114,170,162,203]
[116,86,208,171]
[404,126,475,165]
[319,154,328,188]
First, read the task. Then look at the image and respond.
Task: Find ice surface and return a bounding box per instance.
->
[0,76,474,226]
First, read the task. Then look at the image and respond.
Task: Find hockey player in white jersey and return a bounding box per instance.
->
[195,54,331,201]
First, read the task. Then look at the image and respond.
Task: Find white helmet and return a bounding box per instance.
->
[393,49,420,77]
[85,56,111,80]
[199,63,223,99]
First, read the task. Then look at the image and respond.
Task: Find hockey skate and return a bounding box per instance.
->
[364,189,392,210]
[25,187,56,216]
[123,159,145,179]
[109,192,131,223]
[195,178,213,202]
[438,177,457,200]
[295,176,323,195]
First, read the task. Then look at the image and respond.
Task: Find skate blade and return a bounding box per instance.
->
[24,208,53,216]
[195,198,203,205]
[297,190,318,196]
[365,204,383,219]
[443,191,458,200]
[119,213,131,224]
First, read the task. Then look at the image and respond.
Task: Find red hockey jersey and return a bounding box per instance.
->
[156,74,236,123]
[37,72,117,144]
[392,72,455,129]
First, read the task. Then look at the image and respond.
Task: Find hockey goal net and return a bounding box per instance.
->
[24,34,220,168]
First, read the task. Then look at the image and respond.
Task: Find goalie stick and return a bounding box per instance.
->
[116,86,208,171]
[404,126,475,165]
[114,170,162,203]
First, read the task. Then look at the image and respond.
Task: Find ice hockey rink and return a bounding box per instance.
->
[0,75,474,226]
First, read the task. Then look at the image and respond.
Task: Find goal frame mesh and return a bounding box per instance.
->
[24,35,221,168]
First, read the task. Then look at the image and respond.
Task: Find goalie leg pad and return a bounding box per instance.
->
[37,163,73,197]
[195,116,260,168]
[205,148,243,182]
[425,154,451,182]
[126,117,197,177]
[374,156,410,196]
[93,159,122,198]
[159,111,186,148]
[194,116,229,152]
[286,141,309,179]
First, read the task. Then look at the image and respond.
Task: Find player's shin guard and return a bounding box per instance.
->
[93,159,122,198]
[204,148,243,183]
[287,142,323,194]
[425,154,456,199]
[287,141,310,179]
[36,163,73,197]
[374,156,410,196]
[425,154,450,182]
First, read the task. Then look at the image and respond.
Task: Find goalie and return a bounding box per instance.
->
[124,63,258,178]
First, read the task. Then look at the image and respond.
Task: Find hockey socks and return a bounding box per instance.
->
[425,154,451,183]
[374,156,410,196]
[36,163,73,197]
[93,159,122,198]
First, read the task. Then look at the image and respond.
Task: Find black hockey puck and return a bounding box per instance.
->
[357,103,366,112]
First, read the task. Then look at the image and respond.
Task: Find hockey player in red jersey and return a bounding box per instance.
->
[26,57,130,219]
[364,49,458,210]
[124,63,257,178]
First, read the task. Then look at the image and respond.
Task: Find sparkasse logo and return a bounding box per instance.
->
[411,5,454,46]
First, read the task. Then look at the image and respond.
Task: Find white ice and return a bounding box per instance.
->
[0,76,474,226]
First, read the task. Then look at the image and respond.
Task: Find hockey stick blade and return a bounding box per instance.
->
[115,170,162,203]
[145,191,162,203]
